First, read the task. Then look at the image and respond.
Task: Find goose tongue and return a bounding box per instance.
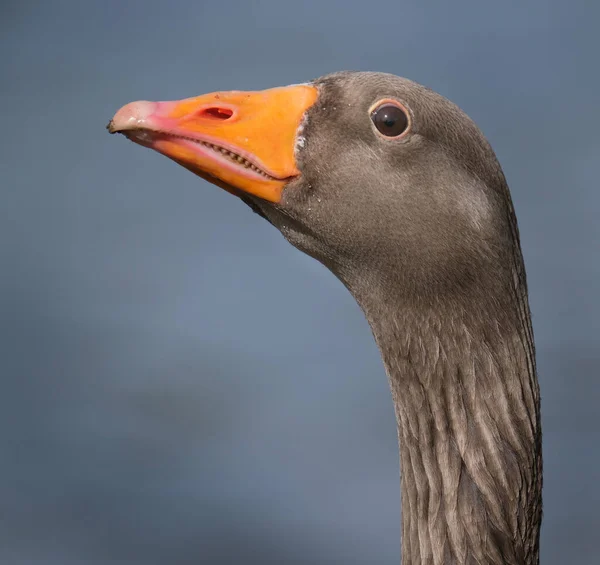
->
[108,85,318,203]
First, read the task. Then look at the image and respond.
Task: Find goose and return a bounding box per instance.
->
[108,71,542,565]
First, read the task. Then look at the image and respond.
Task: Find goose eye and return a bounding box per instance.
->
[370,102,409,137]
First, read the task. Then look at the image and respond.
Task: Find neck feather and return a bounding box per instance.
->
[356,281,542,565]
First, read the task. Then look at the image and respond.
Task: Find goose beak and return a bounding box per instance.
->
[108,84,318,203]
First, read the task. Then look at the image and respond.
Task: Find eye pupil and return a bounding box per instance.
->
[371,103,409,137]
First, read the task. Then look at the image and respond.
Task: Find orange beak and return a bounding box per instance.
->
[108,84,318,203]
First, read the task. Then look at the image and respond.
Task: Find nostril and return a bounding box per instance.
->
[199,107,234,121]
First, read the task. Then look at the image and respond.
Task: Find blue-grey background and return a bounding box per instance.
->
[2,1,598,563]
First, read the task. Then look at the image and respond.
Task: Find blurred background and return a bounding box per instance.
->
[2,1,599,563]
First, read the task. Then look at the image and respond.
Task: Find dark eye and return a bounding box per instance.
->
[370,102,409,137]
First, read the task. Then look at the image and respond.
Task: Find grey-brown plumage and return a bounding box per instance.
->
[244,72,542,565]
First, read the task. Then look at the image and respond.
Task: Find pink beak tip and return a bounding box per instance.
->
[107,100,158,134]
